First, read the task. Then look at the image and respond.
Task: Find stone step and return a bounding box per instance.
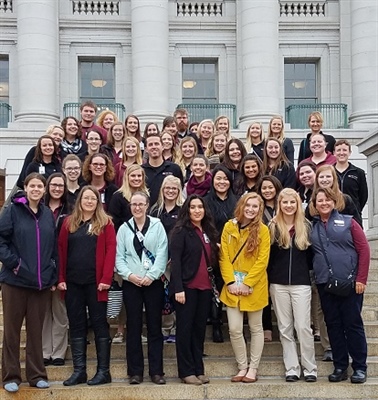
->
[11,357,378,382]
[2,378,378,400]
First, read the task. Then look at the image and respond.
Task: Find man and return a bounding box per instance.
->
[79,101,107,143]
[142,134,183,206]
[333,139,368,218]
[173,108,203,154]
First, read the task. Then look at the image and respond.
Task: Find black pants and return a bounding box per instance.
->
[317,284,367,371]
[123,279,164,377]
[65,282,109,339]
[175,288,212,378]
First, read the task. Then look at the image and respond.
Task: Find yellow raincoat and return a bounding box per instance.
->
[219,219,270,312]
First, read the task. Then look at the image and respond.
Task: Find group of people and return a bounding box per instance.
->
[0,104,370,393]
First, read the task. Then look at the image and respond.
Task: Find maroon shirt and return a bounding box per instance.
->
[81,123,108,144]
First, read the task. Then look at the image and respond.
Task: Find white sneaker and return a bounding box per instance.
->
[112,332,124,343]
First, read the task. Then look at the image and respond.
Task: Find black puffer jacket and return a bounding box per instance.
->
[0,191,57,290]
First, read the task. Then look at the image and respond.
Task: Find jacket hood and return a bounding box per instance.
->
[11,190,28,205]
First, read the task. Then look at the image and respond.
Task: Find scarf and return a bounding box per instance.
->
[60,138,83,155]
[186,171,212,197]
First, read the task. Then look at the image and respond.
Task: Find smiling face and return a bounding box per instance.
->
[213,135,227,154]
[199,122,213,140]
[213,170,230,196]
[161,132,174,150]
[25,178,45,203]
[48,176,65,201]
[244,160,259,180]
[40,138,55,158]
[315,191,335,219]
[310,134,326,156]
[63,159,81,183]
[86,131,102,153]
[317,169,334,189]
[124,139,138,158]
[279,194,298,217]
[309,116,322,134]
[126,116,139,134]
[165,122,177,136]
[248,123,262,141]
[266,140,280,160]
[130,193,148,219]
[228,143,242,164]
[270,118,283,136]
[89,156,107,178]
[334,143,351,164]
[50,127,64,145]
[103,113,115,130]
[189,198,205,226]
[242,197,260,224]
[81,106,96,123]
[299,165,316,188]
[163,182,180,202]
[65,118,79,138]
[260,180,277,202]
[216,118,229,133]
[111,124,124,143]
[80,189,98,215]
[128,169,143,189]
[181,141,195,159]
[146,124,158,136]
[146,136,163,159]
[191,157,207,179]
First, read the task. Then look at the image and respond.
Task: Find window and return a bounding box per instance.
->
[0,57,9,103]
[284,61,317,109]
[79,59,115,104]
[182,60,218,103]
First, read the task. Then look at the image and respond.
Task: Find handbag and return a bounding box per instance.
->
[317,223,355,297]
[106,279,123,319]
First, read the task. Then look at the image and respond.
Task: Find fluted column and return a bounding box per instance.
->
[349,0,378,127]
[14,0,60,123]
[130,0,169,124]
[237,0,280,127]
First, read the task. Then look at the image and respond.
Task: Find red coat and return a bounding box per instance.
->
[58,219,116,301]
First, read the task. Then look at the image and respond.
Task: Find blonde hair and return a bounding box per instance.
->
[68,186,112,235]
[245,121,264,152]
[150,175,183,216]
[309,186,345,217]
[269,188,311,250]
[233,192,264,256]
[197,119,215,142]
[308,111,324,126]
[46,124,64,136]
[120,136,143,165]
[205,131,227,157]
[177,136,198,176]
[267,115,285,141]
[117,164,149,201]
[214,115,230,139]
[262,138,291,174]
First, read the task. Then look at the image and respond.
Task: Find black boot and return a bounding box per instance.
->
[63,337,87,386]
[87,338,112,385]
[212,322,224,343]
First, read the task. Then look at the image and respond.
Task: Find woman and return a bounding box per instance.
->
[205,131,227,169]
[96,110,119,132]
[42,173,70,367]
[310,165,362,226]
[298,111,336,164]
[189,122,199,135]
[60,116,88,161]
[25,135,62,182]
[303,133,337,167]
[197,119,214,153]
[82,153,118,212]
[58,186,116,386]
[204,165,238,343]
[86,130,103,157]
[296,160,317,204]
[150,176,184,343]
[258,175,283,341]
[101,121,126,167]
[0,173,57,392]
[219,192,270,383]
[214,115,231,140]
[114,136,143,187]
[116,191,168,385]
[125,114,143,151]
[162,116,179,144]
[17,125,65,189]
[268,189,317,382]
[161,131,178,162]
[62,154,83,209]
[234,154,263,197]
[309,187,370,384]
[183,155,212,199]
[267,115,294,164]
[222,138,247,188]
[177,136,198,182]
[262,138,296,189]
[170,195,219,385]
[245,121,265,162]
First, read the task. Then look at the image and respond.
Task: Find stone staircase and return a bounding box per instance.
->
[0,254,377,399]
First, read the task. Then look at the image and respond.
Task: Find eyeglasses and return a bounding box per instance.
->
[83,196,98,202]
[164,187,179,192]
[91,163,106,168]
[64,167,81,172]
[130,203,147,208]
[49,183,65,189]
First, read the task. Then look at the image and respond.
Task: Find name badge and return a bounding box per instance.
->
[88,223,92,233]
[39,165,45,175]
[136,231,145,242]
[203,233,210,243]
[143,258,150,270]
[334,219,345,226]
[100,192,105,203]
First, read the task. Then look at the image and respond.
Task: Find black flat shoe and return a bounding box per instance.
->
[328,369,348,382]
[43,358,51,366]
[305,375,317,382]
[52,358,65,366]
[129,375,143,385]
[351,370,366,384]
[150,375,166,385]
[285,375,299,382]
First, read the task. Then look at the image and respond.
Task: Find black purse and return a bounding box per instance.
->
[317,223,355,297]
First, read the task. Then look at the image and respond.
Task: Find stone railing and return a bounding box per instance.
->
[280,2,326,17]
[0,0,13,13]
[72,1,119,15]
[176,1,223,17]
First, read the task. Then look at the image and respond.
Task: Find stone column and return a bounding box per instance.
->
[349,0,378,127]
[14,0,60,123]
[130,0,169,124]
[237,0,280,127]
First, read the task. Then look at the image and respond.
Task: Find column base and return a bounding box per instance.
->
[134,110,171,126]
[13,111,61,125]
[238,111,281,129]
[349,110,378,129]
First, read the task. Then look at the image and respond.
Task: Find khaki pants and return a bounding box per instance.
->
[226,306,264,371]
[1,283,49,386]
